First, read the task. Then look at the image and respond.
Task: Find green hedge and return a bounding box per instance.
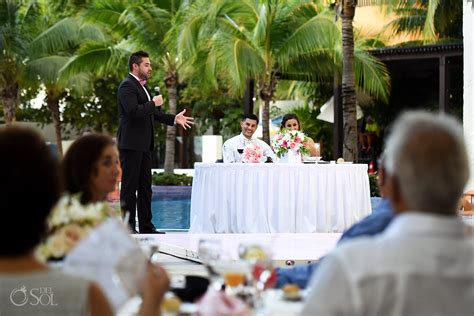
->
[369,173,380,197]
[152,172,193,186]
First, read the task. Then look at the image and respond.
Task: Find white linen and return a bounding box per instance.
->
[189,163,372,233]
[222,133,276,163]
[63,218,148,311]
[301,213,474,316]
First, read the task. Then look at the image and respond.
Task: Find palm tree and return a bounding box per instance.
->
[27,15,105,156]
[181,0,389,146]
[0,0,42,124]
[338,0,358,161]
[180,0,344,144]
[62,0,190,173]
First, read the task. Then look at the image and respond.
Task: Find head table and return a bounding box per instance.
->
[189,163,372,233]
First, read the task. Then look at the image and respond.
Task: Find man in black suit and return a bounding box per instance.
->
[117,51,193,234]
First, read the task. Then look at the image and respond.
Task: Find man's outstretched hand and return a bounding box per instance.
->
[175,109,194,130]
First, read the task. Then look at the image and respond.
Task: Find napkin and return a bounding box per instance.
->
[62,218,148,311]
[197,288,250,316]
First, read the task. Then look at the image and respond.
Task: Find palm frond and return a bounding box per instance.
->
[276,11,339,70]
[211,30,264,93]
[29,17,80,56]
[60,43,129,79]
[26,55,69,84]
[79,23,108,42]
[176,13,204,57]
[422,0,439,42]
[353,46,390,102]
[21,0,44,39]
[0,0,20,26]
[253,3,268,45]
[83,0,132,36]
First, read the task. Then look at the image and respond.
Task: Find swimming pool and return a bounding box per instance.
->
[150,195,386,231]
[151,186,191,230]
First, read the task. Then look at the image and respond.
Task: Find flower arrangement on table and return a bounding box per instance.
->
[271,128,310,158]
[36,195,120,262]
[242,143,264,163]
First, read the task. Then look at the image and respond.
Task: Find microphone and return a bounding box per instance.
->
[154,86,161,96]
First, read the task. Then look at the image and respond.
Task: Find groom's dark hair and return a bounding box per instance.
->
[242,113,259,124]
[129,50,149,71]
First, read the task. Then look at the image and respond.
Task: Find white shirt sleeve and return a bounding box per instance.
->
[301,254,357,316]
[222,141,236,163]
[257,140,276,162]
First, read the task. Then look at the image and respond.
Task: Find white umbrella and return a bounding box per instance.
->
[316,97,364,123]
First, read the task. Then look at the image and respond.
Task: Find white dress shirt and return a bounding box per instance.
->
[129,73,151,101]
[222,133,276,163]
[301,212,474,316]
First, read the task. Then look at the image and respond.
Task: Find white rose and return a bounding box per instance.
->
[60,224,89,250]
[46,234,68,258]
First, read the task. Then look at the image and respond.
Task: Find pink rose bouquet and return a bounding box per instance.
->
[271,128,310,158]
[242,143,264,163]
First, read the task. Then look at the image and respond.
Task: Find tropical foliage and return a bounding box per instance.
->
[179,0,389,151]
[380,0,462,42]
[0,0,456,166]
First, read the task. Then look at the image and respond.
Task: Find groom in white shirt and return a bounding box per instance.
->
[222,113,276,163]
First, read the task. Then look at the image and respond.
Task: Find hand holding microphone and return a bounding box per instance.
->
[152,86,163,107]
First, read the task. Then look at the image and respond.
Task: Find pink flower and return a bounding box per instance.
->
[243,143,263,163]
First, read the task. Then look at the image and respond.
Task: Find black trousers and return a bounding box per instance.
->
[119,149,155,232]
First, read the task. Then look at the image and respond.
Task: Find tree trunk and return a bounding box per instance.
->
[164,72,178,174]
[46,91,63,157]
[258,78,277,145]
[1,82,19,125]
[341,0,358,162]
[262,99,270,144]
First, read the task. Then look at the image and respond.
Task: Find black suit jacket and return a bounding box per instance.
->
[117,74,175,151]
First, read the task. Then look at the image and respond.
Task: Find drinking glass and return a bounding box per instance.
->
[219,261,249,295]
[198,239,222,290]
[238,243,273,312]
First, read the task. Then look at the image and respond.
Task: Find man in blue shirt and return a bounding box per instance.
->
[275,157,394,288]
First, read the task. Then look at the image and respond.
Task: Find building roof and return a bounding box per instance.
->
[370,42,463,60]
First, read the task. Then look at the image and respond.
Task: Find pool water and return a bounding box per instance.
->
[151,186,191,230]
[151,198,190,230]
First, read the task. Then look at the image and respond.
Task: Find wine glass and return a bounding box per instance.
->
[238,243,274,311]
[198,239,222,290]
[218,260,249,295]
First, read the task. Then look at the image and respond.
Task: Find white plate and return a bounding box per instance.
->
[304,156,322,162]
[337,161,353,164]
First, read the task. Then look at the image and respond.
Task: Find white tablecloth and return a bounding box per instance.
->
[189,163,372,233]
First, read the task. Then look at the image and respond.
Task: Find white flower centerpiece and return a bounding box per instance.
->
[242,143,264,163]
[271,128,310,163]
[37,195,120,262]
